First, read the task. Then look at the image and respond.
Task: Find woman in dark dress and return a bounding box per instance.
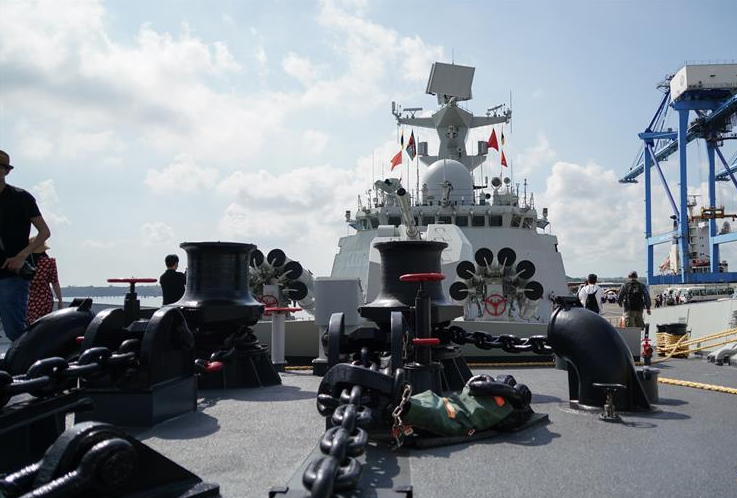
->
[26,238,62,324]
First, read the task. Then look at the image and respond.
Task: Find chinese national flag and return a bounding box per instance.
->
[501,150,508,167]
[487,128,499,151]
[390,150,402,170]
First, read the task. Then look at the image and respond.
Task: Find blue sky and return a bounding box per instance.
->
[1,0,736,286]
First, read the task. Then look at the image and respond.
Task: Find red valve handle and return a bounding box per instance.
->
[399,273,445,282]
[206,361,224,373]
[107,278,158,284]
[412,338,440,346]
[76,336,85,345]
[264,307,302,313]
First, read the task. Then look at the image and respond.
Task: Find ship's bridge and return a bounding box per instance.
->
[350,183,546,232]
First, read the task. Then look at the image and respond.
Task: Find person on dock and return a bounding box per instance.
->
[578,273,604,314]
[616,270,651,327]
[160,254,186,305]
[0,150,51,341]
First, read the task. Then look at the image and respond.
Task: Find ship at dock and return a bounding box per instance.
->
[2,61,737,498]
[244,62,573,362]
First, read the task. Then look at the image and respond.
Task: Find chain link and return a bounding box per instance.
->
[447,326,552,354]
[303,346,403,498]
[390,384,413,449]
[0,341,140,408]
[303,383,371,497]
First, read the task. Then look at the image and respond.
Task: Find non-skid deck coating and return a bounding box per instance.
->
[125,359,737,498]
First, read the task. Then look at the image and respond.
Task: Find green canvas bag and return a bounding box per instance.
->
[403,387,514,437]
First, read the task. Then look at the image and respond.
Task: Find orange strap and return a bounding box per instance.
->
[442,397,457,419]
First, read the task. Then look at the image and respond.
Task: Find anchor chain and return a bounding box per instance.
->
[446,326,553,354]
[390,383,413,449]
[0,340,140,408]
[303,347,392,498]
[0,438,136,498]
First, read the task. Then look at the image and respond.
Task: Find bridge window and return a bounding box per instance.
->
[489,215,503,227]
[455,216,468,227]
[438,215,452,224]
[388,216,401,226]
[422,216,435,225]
[471,215,485,227]
[370,218,379,229]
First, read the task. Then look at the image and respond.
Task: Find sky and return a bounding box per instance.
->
[1,0,736,286]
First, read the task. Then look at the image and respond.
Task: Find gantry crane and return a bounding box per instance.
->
[620,63,737,285]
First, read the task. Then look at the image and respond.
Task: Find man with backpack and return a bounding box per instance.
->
[578,273,604,314]
[617,270,651,327]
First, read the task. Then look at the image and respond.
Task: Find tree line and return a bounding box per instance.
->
[63,285,162,297]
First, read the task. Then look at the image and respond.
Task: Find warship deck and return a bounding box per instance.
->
[125,357,737,498]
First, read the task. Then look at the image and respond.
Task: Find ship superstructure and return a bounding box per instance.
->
[329,62,569,326]
[659,196,732,275]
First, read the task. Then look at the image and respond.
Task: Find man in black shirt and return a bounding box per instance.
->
[160,254,186,305]
[0,150,51,341]
[617,270,652,328]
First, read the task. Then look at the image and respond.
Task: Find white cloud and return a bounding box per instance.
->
[535,160,698,278]
[514,134,556,178]
[222,13,235,27]
[1,0,446,170]
[31,180,70,227]
[537,161,642,277]
[213,41,242,73]
[59,130,122,159]
[255,45,267,65]
[318,0,442,84]
[145,155,220,194]
[140,221,175,246]
[301,129,330,155]
[2,2,264,164]
[19,134,53,161]
[282,52,320,85]
[216,162,371,275]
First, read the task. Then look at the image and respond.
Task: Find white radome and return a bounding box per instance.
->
[421,158,474,202]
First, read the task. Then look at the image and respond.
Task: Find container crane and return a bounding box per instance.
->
[620,63,737,285]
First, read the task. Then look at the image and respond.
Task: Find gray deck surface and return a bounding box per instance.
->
[125,358,737,498]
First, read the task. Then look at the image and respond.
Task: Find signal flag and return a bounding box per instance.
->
[390,150,402,170]
[487,128,499,151]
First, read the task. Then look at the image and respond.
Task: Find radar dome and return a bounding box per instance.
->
[421,159,473,203]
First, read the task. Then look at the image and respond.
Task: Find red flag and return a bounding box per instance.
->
[501,150,508,167]
[487,128,499,151]
[390,150,402,170]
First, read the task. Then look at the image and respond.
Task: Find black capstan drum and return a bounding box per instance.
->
[175,242,264,325]
[359,240,462,325]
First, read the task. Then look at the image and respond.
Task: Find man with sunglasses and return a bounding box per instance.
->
[0,150,51,341]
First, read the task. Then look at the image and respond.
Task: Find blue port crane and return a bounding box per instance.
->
[620,63,737,285]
